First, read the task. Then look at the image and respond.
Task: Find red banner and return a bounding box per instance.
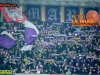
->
[0,7,26,22]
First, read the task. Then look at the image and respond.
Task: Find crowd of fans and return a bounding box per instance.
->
[0,21,100,74]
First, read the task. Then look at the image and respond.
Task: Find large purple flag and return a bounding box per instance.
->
[21,21,39,51]
[0,31,15,49]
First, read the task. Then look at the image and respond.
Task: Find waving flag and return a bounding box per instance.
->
[21,21,39,51]
[0,31,15,49]
[0,7,26,22]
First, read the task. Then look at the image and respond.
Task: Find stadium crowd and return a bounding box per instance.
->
[0,21,100,74]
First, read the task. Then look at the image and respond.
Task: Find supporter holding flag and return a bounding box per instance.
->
[36,62,43,74]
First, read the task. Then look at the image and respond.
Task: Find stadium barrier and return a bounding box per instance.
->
[0,70,98,75]
[15,73,50,75]
[14,74,98,75]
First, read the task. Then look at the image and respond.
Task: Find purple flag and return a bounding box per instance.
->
[21,21,39,51]
[0,31,15,49]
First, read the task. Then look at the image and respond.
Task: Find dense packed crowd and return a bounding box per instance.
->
[0,21,100,74]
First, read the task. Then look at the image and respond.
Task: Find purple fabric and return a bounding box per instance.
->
[0,34,15,49]
[6,30,14,32]
[55,61,65,63]
[37,64,42,70]
[29,69,37,72]
[56,34,67,37]
[25,27,37,45]
[86,55,95,58]
[66,56,73,58]
[50,54,61,57]
[38,64,41,69]
[28,57,35,62]
[14,57,21,59]
[67,65,74,68]
[48,45,55,49]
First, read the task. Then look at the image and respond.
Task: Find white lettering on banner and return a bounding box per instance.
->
[4,7,23,21]
[48,8,57,21]
[28,8,39,19]
[66,9,76,21]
